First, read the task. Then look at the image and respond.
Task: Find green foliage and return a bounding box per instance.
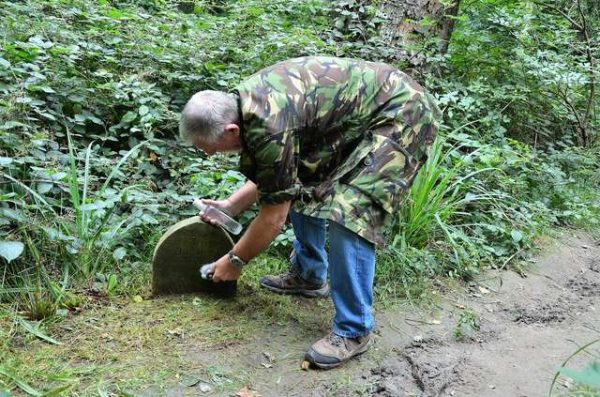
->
[550,339,600,396]
[326,0,394,61]
[0,0,599,337]
[453,308,480,341]
[0,0,598,393]
[440,0,598,148]
[0,0,332,311]
[379,0,600,282]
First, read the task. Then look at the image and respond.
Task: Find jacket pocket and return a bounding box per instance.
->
[344,134,421,214]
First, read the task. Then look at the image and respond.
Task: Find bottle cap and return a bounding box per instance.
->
[193,199,207,213]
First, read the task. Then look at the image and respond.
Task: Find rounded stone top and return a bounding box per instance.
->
[152,217,236,296]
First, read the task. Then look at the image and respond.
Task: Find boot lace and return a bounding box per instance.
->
[327,333,344,347]
[282,267,301,281]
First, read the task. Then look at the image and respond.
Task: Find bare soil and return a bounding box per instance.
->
[160,231,600,397]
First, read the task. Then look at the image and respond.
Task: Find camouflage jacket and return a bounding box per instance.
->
[234,56,440,245]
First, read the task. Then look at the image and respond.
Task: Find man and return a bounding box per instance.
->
[179,56,439,369]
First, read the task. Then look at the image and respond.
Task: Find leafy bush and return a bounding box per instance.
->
[0,0,599,312]
[0,0,331,309]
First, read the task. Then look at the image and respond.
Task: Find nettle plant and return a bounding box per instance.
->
[0,0,332,309]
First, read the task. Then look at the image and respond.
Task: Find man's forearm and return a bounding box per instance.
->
[228,181,257,215]
[232,201,291,262]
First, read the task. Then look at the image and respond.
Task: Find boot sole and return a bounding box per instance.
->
[259,281,329,298]
[304,338,373,370]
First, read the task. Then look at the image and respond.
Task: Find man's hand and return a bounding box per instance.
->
[211,254,242,283]
[198,198,235,226]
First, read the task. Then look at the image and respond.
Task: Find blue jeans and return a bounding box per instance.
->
[289,211,376,338]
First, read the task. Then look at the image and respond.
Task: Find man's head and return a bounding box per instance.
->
[179,90,241,154]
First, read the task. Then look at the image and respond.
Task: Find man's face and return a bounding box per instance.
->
[193,138,219,155]
[193,126,242,156]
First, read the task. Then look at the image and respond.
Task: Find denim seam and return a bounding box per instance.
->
[355,231,365,335]
[291,212,328,284]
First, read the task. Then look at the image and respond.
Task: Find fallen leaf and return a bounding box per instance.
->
[236,386,260,397]
[261,351,272,363]
[166,328,183,338]
[179,375,201,387]
[478,286,490,294]
[301,360,311,371]
[132,295,143,303]
[198,383,212,393]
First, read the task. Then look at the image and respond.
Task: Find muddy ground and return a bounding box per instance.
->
[155,231,600,397]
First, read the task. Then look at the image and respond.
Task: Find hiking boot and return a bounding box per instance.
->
[259,269,329,298]
[304,332,373,369]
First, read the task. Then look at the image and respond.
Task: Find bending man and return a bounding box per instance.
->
[179,56,440,369]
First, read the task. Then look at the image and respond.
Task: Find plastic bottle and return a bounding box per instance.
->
[193,198,242,235]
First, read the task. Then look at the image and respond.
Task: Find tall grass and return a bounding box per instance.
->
[388,131,535,278]
[1,128,154,316]
[549,339,600,396]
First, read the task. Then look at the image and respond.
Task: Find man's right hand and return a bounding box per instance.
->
[198,198,235,226]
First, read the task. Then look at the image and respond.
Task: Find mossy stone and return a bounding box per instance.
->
[152,217,236,297]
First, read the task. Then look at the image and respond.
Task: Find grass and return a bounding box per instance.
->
[0,253,336,396]
[1,129,158,320]
[549,339,600,397]
[1,246,425,396]
[0,245,441,396]
[392,133,527,277]
[453,308,480,341]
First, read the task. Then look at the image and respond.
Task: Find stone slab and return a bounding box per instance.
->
[152,217,236,297]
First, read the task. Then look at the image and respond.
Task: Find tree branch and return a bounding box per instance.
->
[576,0,595,147]
[535,1,582,31]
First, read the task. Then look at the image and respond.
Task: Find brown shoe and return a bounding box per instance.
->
[304,332,373,369]
[259,269,329,298]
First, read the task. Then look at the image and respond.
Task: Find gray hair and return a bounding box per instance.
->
[179,90,239,144]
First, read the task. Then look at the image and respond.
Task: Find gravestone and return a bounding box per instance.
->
[152,217,237,297]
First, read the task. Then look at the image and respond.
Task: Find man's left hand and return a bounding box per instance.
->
[211,254,242,282]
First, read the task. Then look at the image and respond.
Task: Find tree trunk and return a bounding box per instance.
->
[377,0,461,67]
[178,1,195,14]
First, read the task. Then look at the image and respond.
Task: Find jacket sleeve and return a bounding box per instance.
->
[242,128,301,205]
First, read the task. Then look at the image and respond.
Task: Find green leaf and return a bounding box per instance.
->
[510,230,523,242]
[42,384,73,396]
[0,368,42,397]
[0,157,13,166]
[0,57,10,68]
[0,241,24,263]
[558,362,600,387]
[107,274,118,293]
[139,105,150,116]
[18,318,61,345]
[37,182,53,194]
[1,208,24,222]
[121,111,137,123]
[113,247,126,260]
[0,121,27,130]
[39,111,57,121]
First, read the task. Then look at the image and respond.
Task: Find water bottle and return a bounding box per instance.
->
[193,198,242,235]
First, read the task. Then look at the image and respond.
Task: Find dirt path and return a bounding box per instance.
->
[167,232,599,397]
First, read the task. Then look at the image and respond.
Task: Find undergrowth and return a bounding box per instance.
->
[0,0,599,394]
